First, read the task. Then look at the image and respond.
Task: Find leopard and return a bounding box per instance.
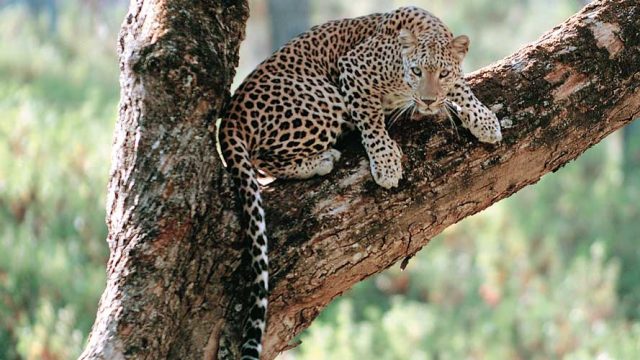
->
[218,6,502,359]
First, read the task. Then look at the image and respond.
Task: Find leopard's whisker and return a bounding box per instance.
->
[389,102,415,127]
[387,107,403,128]
[443,102,460,137]
[388,102,414,128]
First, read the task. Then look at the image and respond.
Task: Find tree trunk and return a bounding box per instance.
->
[82,0,640,359]
[79,0,249,359]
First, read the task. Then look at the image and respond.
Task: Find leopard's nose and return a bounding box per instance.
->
[420,97,436,106]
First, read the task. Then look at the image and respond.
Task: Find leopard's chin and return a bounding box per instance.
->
[416,106,440,116]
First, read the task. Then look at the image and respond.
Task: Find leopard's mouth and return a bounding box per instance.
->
[416,107,438,115]
[414,98,443,115]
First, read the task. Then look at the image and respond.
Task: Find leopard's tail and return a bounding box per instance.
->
[223,136,268,360]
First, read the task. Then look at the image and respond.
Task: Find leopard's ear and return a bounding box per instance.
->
[399,28,417,53]
[450,35,470,61]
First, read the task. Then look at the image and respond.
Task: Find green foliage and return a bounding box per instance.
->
[428,0,580,70]
[1,1,639,359]
[0,1,122,358]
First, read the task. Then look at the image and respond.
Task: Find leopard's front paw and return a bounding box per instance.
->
[457,104,502,144]
[369,141,403,189]
[315,149,342,176]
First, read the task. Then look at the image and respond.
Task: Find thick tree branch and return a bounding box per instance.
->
[259,1,639,358]
[82,0,639,359]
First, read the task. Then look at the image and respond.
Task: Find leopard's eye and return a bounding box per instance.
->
[439,70,450,78]
[411,66,422,76]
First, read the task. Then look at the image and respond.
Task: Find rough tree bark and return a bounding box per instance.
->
[81,0,639,359]
[80,0,249,359]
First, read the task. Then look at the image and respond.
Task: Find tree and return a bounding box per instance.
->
[80,0,639,359]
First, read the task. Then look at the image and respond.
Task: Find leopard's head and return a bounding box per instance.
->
[398,28,502,144]
[398,28,468,115]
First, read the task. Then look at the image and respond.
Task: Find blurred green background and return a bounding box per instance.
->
[1,0,639,359]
